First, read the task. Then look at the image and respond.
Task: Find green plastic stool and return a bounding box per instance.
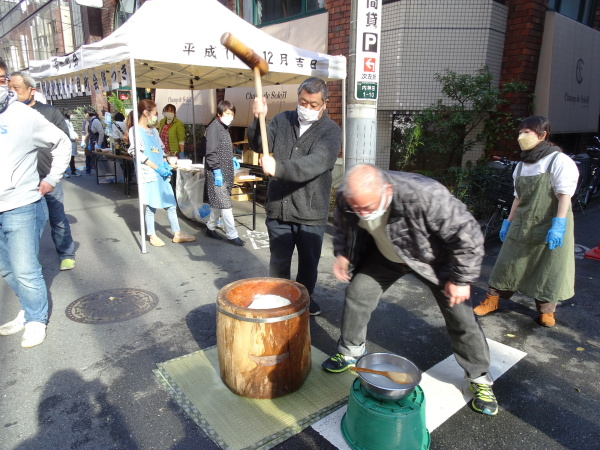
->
[341,379,430,450]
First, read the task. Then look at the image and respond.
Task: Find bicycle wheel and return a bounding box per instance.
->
[482,206,502,239]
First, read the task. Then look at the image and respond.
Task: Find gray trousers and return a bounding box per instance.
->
[338,247,492,383]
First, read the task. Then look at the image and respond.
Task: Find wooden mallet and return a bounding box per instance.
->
[220,32,270,156]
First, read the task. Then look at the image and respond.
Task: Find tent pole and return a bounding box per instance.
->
[129,57,147,254]
[342,77,347,176]
[191,89,197,163]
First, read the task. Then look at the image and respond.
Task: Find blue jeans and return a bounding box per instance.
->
[266,218,326,296]
[145,205,180,235]
[44,183,75,260]
[0,200,49,324]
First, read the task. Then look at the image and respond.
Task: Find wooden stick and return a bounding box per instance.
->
[254,66,269,156]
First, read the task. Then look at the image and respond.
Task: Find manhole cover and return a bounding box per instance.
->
[66,288,159,324]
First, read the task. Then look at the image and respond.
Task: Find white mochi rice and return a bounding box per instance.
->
[248,294,291,309]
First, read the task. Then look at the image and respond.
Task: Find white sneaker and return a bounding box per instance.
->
[0,310,26,335]
[21,322,46,348]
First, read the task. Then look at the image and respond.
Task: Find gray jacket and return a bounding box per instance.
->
[248,110,342,226]
[333,171,485,286]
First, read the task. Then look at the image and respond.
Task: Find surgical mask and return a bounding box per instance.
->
[359,187,391,221]
[163,112,175,121]
[297,104,323,123]
[517,133,539,151]
[0,85,15,114]
[147,114,158,126]
[220,115,234,126]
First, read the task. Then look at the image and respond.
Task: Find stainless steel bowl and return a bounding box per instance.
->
[355,352,421,402]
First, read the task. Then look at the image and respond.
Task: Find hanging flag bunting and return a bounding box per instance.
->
[110,65,120,89]
[75,74,83,96]
[84,72,92,95]
[100,69,110,91]
[92,71,102,94]
[120,63,130,86]
[62,78,68,98]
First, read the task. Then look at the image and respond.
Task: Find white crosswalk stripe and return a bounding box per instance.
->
[312,339,526,447]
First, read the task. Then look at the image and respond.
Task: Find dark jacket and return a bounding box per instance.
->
[247,110,341,226]
[31,102,69,179]
[333,171,485,286]
[203,118,234,209]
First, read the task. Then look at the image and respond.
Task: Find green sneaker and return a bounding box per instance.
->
[60,259,75,271]
[470,383,498,416]
[322,353,358,373]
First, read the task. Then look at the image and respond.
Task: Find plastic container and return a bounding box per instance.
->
[341,379,430,450]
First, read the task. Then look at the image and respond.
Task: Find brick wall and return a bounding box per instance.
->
[325,0,350,126]
[496,0,548,155]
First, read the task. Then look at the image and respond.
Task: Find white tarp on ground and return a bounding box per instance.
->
[29,0,346,90]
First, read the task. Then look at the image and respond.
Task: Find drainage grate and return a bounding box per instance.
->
[65,288,159,324]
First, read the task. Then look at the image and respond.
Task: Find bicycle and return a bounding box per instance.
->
[481,156,516,240]
[581,136,600,206]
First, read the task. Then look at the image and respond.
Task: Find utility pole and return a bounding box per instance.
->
[345,0,382,169]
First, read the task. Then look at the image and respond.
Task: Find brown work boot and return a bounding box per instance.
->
[539,313,555,327]
[473,294,500,316]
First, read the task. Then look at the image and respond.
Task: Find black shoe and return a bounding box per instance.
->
[228,237,245,246]
[205,228,222,240]
[309,299,321,316]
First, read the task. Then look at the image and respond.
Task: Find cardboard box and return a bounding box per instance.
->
[230,186,252,201]
[242,149,259,166]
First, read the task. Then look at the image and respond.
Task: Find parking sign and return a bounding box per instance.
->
[354,0,382,100]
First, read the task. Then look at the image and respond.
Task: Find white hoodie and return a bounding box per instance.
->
[0,100,71,212]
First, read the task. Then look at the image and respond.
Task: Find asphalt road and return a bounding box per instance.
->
[1,166,599,450]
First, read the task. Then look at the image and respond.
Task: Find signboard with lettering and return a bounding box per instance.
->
[354,0,382,101]
[534,12,600,133]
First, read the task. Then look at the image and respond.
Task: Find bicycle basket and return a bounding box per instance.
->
[486,173,514,204]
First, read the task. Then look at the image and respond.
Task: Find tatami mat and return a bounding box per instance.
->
[153,346,356,450]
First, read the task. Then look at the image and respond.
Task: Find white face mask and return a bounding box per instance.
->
[163,112,175,121]
[0,85,15,114]
[297,104,323,123]
[146,114,158,126]
[220,115,234,126]
[357,186,391,221]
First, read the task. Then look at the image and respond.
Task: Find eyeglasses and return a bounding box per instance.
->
[345,185,387,216]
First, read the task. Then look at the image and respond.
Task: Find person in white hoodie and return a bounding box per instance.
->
[0,86,70,348]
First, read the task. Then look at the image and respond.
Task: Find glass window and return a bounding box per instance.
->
[255,0,326,26]
[113,0,142,30]
[547,0,597,26]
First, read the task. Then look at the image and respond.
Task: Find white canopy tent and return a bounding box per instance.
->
[29,0,347,253]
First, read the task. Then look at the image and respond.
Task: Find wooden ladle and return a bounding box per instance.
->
[351,367,414,385]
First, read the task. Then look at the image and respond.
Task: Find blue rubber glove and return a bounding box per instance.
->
[214,169,223,187]
[80,140,86,148]
[546,217,567,250]
[94,143,101,150]
[162,161,172,170]
[232,157,240,170]
[499,219,511,242]
[155,164,172,178]
[198,204,211,218]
